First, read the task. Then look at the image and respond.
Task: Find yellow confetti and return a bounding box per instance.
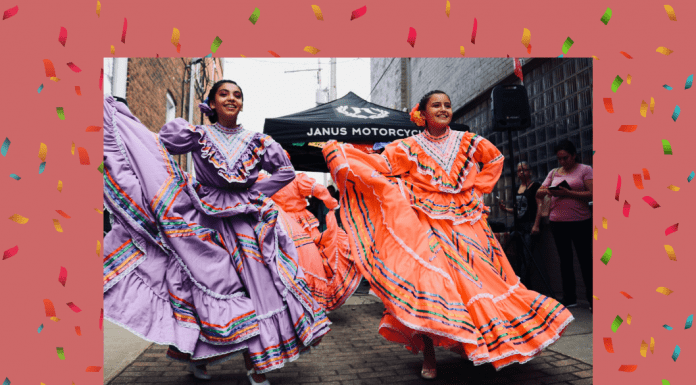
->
[627,74,632,84]
[53,219,64,233]
[97,241,101,256]
[656,47,674,55]
[240,54,246,57]
[650,97,655,114]
[594,226,598,240]
[650,337,655,354]
[592,295,599,300]
[640,340,648,357]
[664,5,677,21]
[57,180,63,192]
[521,28,531,48]
[627,314,632,325]
[460,46,465,56]
[9,214,29,224]
[96,1,101,17]
[95,208,103,214]
[38,143,48,162]
[668,185,680,191]
[640,100,648,117]
[656,287,674,295]
[110,45,115,55]
[171,28,180,46]
[591,56,600,60]
[311,5,323,20]
[446,1,451,17]
[50,316,60,322]
[304,46,320,55]
[664,245,677,261]
[602,217,608,229]
[71,142,75,155]
[50,77,60,82]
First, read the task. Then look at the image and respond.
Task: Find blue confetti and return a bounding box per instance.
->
[689,171,695,182]
[686,74,693,90]
[38,84,44,93]
[1,137,9,157]
[10,174,20,180]
[39,162,46,174]
[672,105,680,122]
[558,54,564,58]
[663,85,673,90]
[672,345,680,362]
[2,378,9,385]
[38,324,44,333]
[686,314,693,329]
[204,53,212,58]
[664,324,673,330]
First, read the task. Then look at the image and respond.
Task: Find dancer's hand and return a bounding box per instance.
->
[531,224,540,235]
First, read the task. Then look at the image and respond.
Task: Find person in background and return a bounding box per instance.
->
[536,140,593,310]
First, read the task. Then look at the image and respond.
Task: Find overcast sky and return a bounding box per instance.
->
[222,58,371,185]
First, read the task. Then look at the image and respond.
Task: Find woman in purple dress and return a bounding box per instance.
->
[103,80,329,384]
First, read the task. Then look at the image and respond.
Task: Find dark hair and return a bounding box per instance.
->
[417,90,450,112]
[554,140,577,156]
[206,80,244,123]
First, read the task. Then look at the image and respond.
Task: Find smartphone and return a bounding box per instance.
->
[548,180,571,191]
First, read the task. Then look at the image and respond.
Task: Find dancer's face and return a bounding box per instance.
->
[422,94,452,130]
[210,83,243,123]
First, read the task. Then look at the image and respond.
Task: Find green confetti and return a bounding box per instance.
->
[611,76,623,92]
[39,162,46,174]
[561,37,574,54]
[662,380,671,385]
[1,137,9,156]
[211,36,222,53]
[98,162,104,174]
[601,248,612,265]
[611,315,623,333]
[291,143,305,146]
[249,7,260,25]
[10,174,20,180]
[600,7,612,25]
[662,139,672,155]
[56,107,65,120]
[56,347,66,360]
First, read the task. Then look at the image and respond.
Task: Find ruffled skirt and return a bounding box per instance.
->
[102,97,329,373]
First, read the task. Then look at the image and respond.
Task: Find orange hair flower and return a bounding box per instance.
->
[409,104,426,127]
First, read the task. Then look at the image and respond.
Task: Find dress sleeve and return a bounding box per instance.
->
[471,135,505,194]
[158,118,201,155]
[248,139,296,197]
[297,174,338,210]
[583,165,593,181]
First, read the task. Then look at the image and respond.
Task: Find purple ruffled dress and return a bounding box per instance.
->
[102,96,330,373]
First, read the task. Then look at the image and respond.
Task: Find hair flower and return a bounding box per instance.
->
[409,104,426,127]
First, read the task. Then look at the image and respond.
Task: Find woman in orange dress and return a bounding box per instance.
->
[322,90,574,379]
[261,169,361,311]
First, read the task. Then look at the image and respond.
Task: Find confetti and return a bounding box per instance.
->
[97,240,101,256]
[665,223,678,236]
[600,7,612,25]
[67,62,82,73]
[615,175,621,201]
[56,210,71,219]
[664,245,676,261]
[671,105,680,122]
[612,76,623,92]
[611,315,623,332]
[689,171,695,182]
[623,200,630,217]
[640,100,647,117]
[43,59,56,77]
[656,47,673,56]
[110,45,115,55]
[618,365,637,372]
[640,340,648,357]
[686,74,693,90]
[57,347,66,360]
[601,248,612,265]
[650,337,655,354]
[44,299,56,317]
[77,147,90,165]
[668,185,679,191]
[650,97,655,113]
[686,314,693,329]
[85,126,102,132]
[38,143,48,162]
[38,324,44,333]
[460,46,465,56]
[53,219,63,233]
[50,317,60,322]
[10,174,20,180]
[9,214,29,224]
[407,27,417,47]
[445,0,451,17]
[627,74,632,84]
[604,337,614,353]
[619,51,633,59]
[664,5,677,21]
[561,37,573,54]
[1,379,7,385]
[71,142,75,155]
[98,162,104,174]
[96,1,100,17]
[38,83,44,93]
[672,345,680,361]
[662,139,672,155]
[619,291,633,299]
[664,324,673,330]
[663,84,673,90]
[310,5,324,20]
[351,5,366,20]
[633,174,644,189]
[627,314,632,325]
[57,180,63,192]
[59,266,67,286]
[593,226,598,240]
[121,18,127,43]
[656,287,674,295]
[50,76,60,82]
[85,366,102,372]
[211,36,222,53]
[304,46,320,55]
[100,308,104,330]
[642,196,660,208]
[58,26,67,47]
[175,43,181,53]
[249,7,260,24]
[471,18,477,44]
[171,28,180,47]
[3,245,18,260]
[1,137,9,156]
[95,208,103,214]
[603,98,614,113]
[204,53,212,58]
[593,295,599,300]
[39,162,46,174]
[3,5,18,20]
[642,168,650,180]
[66,302,82,313]
[268,51,280,57]
[100,68,103,90]
[57,107,65,120]
[75,326,82,336]
[521,28,531,51]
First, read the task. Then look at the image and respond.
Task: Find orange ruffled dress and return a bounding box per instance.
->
[322,128,574,370]
[270,173,361,311]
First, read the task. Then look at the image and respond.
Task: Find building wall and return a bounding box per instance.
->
[370,58,403,110]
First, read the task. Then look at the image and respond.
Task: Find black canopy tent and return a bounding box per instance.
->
[263,92,468,172]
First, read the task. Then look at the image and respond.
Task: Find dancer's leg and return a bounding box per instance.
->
[421,335,437,379]
[243,350,268,383]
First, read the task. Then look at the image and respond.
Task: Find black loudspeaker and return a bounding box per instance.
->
[490,84,531,132]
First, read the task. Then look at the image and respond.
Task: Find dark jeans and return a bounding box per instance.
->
[549,218,593,303]
[510,222,543,290]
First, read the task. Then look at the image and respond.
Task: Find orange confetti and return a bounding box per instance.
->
[594,226,598,240]
[9,214,29,224]
[95,208,103,214]
[71,142,75,155]
[640,340,648,357]
[171,28,180,47]
[75,86,81,95]
[85,126,102,132]
[668,185,680,191]
[96,1,100,17]
[656,47,674,55]
[50,77,60,82]
[110,45,115,55]
[311,5,323,20]
[85,366,102,372]
[650,97,655,114]
[38,142,47,162]
[642,168,650,180]
[618,365,637,372]
[640,100,648,117]
[43,59,56,77]
[50,316,60,322]
[603,98,614,113]
[75,326,82,336]
[620,291,633,299]
[664,245,677,261]
[664,5,677,21]
[44,299,57,317]
[53,219,64,233]
[633,174,644,189]
[620,51,633,59]
[618,125,637,132]
[304,46,320,55]
[650,337,655,354]
[627,314,632,325]
[656,287,674,295]
[77,147,90,165]
[604,337,615,353]
[96,241,101,257]
[56,210,71,219]
[627,74,632,84]
[268,51,280,57]
[521,28,531,49]
[460,46,465,56]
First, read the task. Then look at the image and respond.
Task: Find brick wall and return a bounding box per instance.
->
[370,58,403,110]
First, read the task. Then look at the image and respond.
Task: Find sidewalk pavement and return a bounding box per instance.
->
[107,295,592,385]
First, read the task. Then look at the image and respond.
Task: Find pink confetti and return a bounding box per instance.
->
[642,196,660,208]
[67,62,82,73]
[615,175,621,201]
[471,18,478,44]
[623,200,631,217]
[99,308,104,330]
[3,245,18,260]
[2,5,18,20]
[350,5,366,20]
[99,68,103,91]
[121,18,127,44]
[665,223,679,236]
[406,27,417,47]
[58,267,67,286]
[66,302,82,313]
[58,27,67,46]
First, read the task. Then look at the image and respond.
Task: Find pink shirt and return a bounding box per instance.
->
[542,164,593,222]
